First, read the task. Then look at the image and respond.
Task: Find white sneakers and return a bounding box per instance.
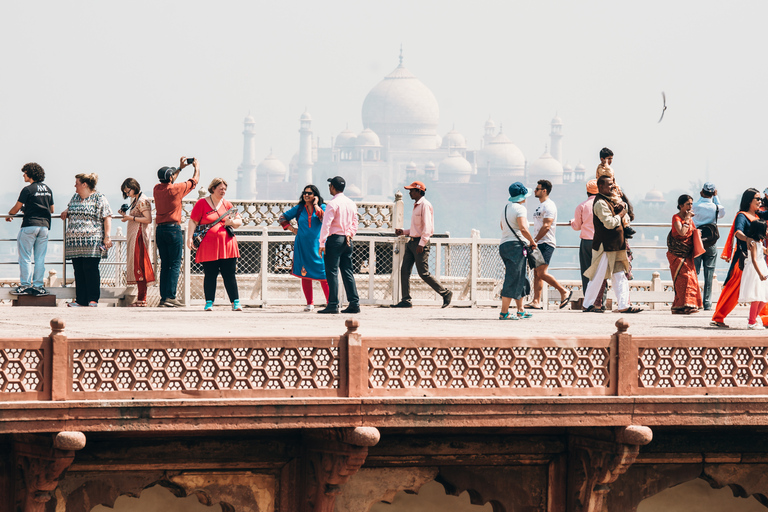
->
[304,304,314,312]
[748,323,766,330]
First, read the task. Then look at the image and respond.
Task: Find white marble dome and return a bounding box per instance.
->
[481,132,525,175]
[361,56,439,150]
[441,129,467,149]
[405,161,419,172]
[355,128,381,147]
[438,154,472,183]
[528,150,564,184]
[257,152,286,178]
[244,114,255,124]
[484,117,496,130]
[575,162,587,172]
[300,110,312,121]
[425,161,437,172]
[644,188,666,203]
[335,128,357,147]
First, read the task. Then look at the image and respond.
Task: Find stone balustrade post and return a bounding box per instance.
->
[393,191,404,231]
[650,271,662,310]
[48,318,69,401]
[343,320,365,397]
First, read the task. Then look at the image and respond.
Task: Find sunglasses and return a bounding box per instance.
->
[303,191,314,195]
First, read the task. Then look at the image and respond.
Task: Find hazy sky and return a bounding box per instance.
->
[2,0,767,209]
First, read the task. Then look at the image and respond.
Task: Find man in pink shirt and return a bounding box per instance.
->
[393,181,453,308]
[318,176,359,314]
[570,179,606,308]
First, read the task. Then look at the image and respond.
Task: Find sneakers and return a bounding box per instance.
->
[232,300,242,311]
[304,304,315,312]
[204,300,214,311]
[163,298,182,308]
[748,323,766,330]
[25,286,48,296]
[67,302,82,307]
[10,286,28,296]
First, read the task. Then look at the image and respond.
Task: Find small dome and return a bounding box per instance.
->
[563,162,574,172]
[438,154,473,175]
[257,152,286,176]
[484,117,496,129]
[441,129,466,149]
[644,188,665,202]
[481,132,526,174]
[406,161,419,172]
[300,110,312,121]
[244,114,255,124]
[425,161,437,171]
[575,162,586,171]
[335,128,357,147]
[355,128,381,147]
[551,115,562,125]
[528,150,564,182]
[346,183,363,198]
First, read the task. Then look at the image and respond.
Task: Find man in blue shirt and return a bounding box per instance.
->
[692,182,725,310]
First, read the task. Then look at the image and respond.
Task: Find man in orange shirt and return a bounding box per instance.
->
[153,157,200,307]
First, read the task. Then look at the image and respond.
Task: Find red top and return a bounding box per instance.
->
[190,198,240,263]
[153,178,198,224]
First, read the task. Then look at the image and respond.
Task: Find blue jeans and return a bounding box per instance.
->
[323,234,359,309]
[18,226,49,288]
[695,244,718,310]
[156,224,183,300]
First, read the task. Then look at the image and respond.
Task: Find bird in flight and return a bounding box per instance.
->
[658,91,667,123]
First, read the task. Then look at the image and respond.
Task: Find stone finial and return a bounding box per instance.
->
[615,318,629,333]
[394,190,403,201]
[198,187,206,198]
[50,318,66,334]
[345,319,359,334]
[54,431,86,451]
[616,425,653,446]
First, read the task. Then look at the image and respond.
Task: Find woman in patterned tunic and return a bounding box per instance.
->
[279,184,329,311]
[119,178,154,307]
[60,173,113,307]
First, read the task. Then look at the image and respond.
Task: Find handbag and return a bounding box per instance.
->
[192,207,238,249]
[698,204,720,249]
[504,205,547,269]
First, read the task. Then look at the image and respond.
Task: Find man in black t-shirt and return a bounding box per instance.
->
[6,163,54,296]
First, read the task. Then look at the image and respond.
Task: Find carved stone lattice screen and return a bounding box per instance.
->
[0,341,47,400]
[637,344,768,392]
[68,340,341,399]
[365,340,615,396]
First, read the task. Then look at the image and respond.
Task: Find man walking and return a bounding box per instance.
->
[7,163,54,296]
[692,182,725,311]
[318,176,360,314]
[570,179,607,308]
[153,157,200,307]
[526,180,572,310]
[582,176,642,313]
[393,181,452,308]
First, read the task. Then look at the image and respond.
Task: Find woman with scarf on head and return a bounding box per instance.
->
[498,182,537,320]
[711,188,768,328]
[666,194,704,314]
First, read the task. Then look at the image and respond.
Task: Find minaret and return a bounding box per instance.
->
[483,116,496,148]
[549,115,563,163]
[297,109,313,186]
[236,114,258,199]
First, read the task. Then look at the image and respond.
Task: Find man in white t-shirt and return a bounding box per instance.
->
[526,180,573,310]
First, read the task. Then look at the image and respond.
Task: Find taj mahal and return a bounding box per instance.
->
[235,50,588,202]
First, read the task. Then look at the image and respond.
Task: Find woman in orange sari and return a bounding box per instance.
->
[667,195,704,314]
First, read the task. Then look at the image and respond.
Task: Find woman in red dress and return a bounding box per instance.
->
[666,194,704,314]
[186,178,243,311]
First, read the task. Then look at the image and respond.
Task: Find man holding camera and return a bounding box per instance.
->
[153,157,200,307]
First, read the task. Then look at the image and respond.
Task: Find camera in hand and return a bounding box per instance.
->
[119,203,130,214]
[186,158,194,165]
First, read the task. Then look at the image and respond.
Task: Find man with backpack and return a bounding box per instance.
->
[692,182,725,311]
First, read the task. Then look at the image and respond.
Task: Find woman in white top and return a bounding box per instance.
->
[499,182,537,320]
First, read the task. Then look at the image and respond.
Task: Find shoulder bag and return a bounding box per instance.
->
[504,205,547,269]
[192,206,238,249]
[698,204,720,249]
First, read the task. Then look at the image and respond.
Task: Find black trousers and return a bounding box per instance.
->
[71,257,101,305]
[401,238,449,301]
[323,235,359,309]
[202,258,239,302]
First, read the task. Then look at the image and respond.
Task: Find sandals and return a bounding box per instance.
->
[499,312,519,320]
[517,311,533,319]
[128,300,147,307]
[559,290,573,309]
[524,304,543,310]
[618,306,643,314]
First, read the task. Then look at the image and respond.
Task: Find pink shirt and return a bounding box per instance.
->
[319,192,358,247]
[570,196,596,240]
[403,197,435,247]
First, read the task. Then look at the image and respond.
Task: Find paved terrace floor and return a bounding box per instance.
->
[0,303,760,339]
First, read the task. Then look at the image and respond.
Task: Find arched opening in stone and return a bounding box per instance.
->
[637,477,767,511]
[370,480,494,512]
[90,484,223,512]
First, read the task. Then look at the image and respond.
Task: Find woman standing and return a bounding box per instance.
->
[186,178,243,311]
[60,173,113,307]
[666,194,704,314]
[119,178,154,307]
[279,184,330,311]
[712,188,768,327]
[499,182,537,320]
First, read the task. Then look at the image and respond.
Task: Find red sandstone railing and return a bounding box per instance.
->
[1,319,768,402]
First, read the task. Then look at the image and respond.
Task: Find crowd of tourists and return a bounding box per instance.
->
[6,148,768,327]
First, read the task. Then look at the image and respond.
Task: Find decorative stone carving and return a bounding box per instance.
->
[304,427,381,512]
[703,464,768,507]
[14,432,86,512]
[436,465,550,512]
[567,426,653,512]
[334,467,438,511]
